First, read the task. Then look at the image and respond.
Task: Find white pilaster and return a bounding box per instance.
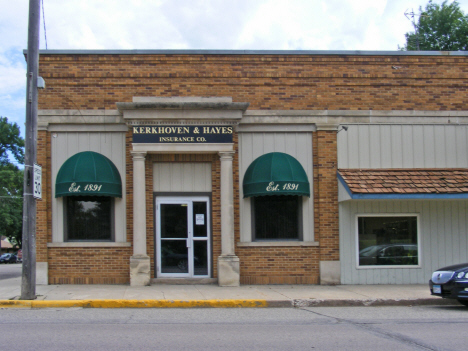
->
[130,151,150,286]
[218,151,240,286]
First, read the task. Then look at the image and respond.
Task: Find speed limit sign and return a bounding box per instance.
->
[33,164,42,200]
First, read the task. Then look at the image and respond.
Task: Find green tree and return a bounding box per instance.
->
[0,117,24,248]
[402,0,468,51]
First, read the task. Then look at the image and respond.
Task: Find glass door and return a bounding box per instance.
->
[156,197,210,278]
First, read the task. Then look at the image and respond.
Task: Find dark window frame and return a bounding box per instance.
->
[64,196,115,242]
[251,195,303,241]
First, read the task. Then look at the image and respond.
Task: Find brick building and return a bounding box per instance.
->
[35,50,468,286]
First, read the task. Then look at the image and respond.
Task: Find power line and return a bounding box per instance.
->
[41,0,47,49]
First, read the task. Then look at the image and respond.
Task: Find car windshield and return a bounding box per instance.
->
[359,246,384,257]
[0,254,10,258]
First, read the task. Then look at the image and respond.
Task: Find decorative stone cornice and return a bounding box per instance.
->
[37,110,125,130]
[240,110,468,130]
[38,108,468,131]
[118,98,249,126]
[117,101,250,112]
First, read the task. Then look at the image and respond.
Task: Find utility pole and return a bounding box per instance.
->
[21,0,41,300]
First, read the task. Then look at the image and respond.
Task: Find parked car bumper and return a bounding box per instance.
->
[429,279,468,300]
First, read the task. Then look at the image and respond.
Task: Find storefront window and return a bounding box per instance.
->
[65,196,113,241]
[358,216,418,266]
[253,195,301,240]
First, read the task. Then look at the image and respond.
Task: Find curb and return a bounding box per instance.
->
[293,298,459,307]
[0,299,270,309]
[0,298,458,309]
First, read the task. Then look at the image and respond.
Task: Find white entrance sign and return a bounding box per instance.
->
[33,164,42,200]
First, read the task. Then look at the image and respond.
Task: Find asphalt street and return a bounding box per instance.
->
[0,262,21,280]
[1,306,467,351]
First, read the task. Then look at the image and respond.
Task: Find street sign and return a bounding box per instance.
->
[33,164,42,199]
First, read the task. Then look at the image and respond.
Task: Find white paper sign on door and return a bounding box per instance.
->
[196,214,205,225]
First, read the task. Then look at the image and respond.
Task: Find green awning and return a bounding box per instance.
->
[55,151,122,198]
[243,152,310,198]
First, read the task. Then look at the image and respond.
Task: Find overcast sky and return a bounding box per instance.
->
[1,0,467,136]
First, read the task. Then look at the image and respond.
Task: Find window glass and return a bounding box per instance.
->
[193,202,207,237]
[254,195,300,240]
[66,196,112,241]
[358,216,418,266]
[160,204,187,239]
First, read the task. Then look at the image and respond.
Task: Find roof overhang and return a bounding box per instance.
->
[338,169,468,201]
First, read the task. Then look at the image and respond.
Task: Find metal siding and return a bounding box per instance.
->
[358,125,369,168]
[445,127,457,167]
[340,199,468,284]
[452,202,460,264]
[413,126,425,168]
[337,128,349,168]
[338,125,468,169]
[455,127,468,167]
[444,202,453,267]
[429,201,440,271]
[347,126,360,168]
[401,127,413,168]
[390,125,403,168]
[153,163,211,192]
[380,126,392,168]
[434,127,446,167]
[459,202,467,263]
[370,125,382,168]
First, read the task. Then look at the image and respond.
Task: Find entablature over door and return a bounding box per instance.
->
[117,96,249,126]
[118,97,248,153]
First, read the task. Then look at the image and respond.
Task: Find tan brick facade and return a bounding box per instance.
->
[35,52,467,285]
[36,130,50,263]
[38,54,468,111]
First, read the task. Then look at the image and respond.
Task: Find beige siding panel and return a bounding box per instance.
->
[340,199,468,284]
[425,126,437,166]
[412,125,425,168]
[239,132,314,242]
[401,127,414,168]
[338,125,468,169]
[51,132,126,243]
[368,125,381,168]
[153,163,211,193]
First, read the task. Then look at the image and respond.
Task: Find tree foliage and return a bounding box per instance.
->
[0,117,24,248]
[402,0,468,51]
[0,116,24,165]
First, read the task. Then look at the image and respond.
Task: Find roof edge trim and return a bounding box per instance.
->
[25,49,468,56]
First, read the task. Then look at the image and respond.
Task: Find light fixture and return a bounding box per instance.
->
[337,126,348,133]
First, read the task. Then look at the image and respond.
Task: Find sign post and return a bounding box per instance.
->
[33,164,42,200]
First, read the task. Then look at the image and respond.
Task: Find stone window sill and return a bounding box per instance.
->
[237,241,319,247]
[47,242,131,248]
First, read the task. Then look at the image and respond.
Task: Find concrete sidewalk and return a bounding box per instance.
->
[0,266,456,308]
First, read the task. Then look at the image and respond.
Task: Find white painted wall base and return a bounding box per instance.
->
[36,262,49,285]
[320,261,341,285]
[217,255,240,286]
[130,255,151,286]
